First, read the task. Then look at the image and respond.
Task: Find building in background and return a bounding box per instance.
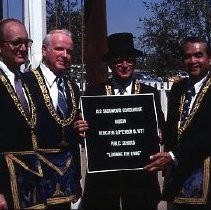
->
[0,0,3,19]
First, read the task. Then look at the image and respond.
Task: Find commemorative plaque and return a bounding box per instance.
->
[80,94,159,173]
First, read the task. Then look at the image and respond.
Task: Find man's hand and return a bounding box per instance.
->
[73,118,89,138]
[73,112,89,138]
[0,194,7,209]
[143,152,173,172]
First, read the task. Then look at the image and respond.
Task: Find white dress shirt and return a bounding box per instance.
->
[40,63,59,110]
[0,61,29,105]
[112,79,133,95]
[189,74,208,113]
[0,61,16,88]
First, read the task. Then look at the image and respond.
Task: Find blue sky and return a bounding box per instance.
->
[3,0,157,40]
[2,0,23,19]
[106,0,159,38]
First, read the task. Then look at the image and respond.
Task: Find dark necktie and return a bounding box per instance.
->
[57,77,68,119]
[14,73,30,117]
[180,82,195,123]
[119,85,126,95]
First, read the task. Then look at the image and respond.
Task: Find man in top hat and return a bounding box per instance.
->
[74,32,165,210]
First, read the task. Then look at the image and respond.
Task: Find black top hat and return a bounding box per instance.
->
[103,32,143,61]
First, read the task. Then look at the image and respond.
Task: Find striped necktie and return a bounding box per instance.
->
[180,82,195,124]
[57,77,68,119]
[119,85,127,95]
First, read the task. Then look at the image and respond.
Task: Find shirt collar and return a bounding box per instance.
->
[193,71,210,95]
[112,78,132,89]
[0,61,16,80]
[40,63,57,87]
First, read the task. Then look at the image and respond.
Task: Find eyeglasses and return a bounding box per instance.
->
[2,38,33,48]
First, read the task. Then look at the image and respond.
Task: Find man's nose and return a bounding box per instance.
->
[63,50,68,57]
[19,43,27,51]
[189,56,197,62]
[122,60,129,67]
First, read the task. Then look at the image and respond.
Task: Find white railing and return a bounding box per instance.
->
[141,81,174,120]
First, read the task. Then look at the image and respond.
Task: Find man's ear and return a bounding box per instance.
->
[42,45,47,56]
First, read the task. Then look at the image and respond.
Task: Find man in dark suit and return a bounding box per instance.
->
[0,18,43,209]
[144,37,211,210]
[74,32,165,210]
[24,29,82,209]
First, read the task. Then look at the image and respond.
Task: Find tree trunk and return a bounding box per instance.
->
[84,0,108,85]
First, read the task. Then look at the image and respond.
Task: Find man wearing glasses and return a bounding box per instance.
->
[74,32,165,210]
[0,18,43,209]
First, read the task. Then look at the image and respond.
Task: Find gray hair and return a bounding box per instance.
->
[42,29,72,47]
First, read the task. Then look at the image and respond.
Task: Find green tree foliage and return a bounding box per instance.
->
[46,0,82,64]
[138,0,211,78]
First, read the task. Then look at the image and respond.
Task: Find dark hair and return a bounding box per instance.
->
[180,36,211,56]
[0,18,24,41]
